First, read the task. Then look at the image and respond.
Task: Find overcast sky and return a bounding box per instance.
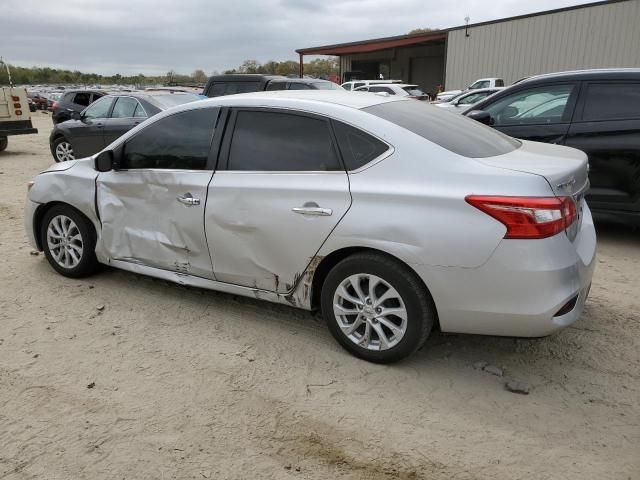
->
[4,0,600,75]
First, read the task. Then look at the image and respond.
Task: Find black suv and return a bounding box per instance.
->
[465,69,640,226]
[203,74,342,97]
[51,90,106,124]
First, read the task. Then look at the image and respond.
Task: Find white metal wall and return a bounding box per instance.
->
[445,0,640,89]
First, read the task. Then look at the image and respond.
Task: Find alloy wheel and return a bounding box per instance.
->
[333,273,408,351]
[46,215,83,269]
[55,141,75,162]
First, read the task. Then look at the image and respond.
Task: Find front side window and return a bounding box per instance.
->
[227,110,341,171]
[581,83,640,121]
[83,97,114,119]
[333,121,389,170]
[483,84,574,126]
[365,100,520,158]
[341,83,352,91]
[110,97,139,118]
[354,82,365,89]
[403,87,426,96]
[211,82,261,97]
[121,108,219,170]
[90,93,103,103]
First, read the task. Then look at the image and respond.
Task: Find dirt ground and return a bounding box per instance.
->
[1,112,639,480]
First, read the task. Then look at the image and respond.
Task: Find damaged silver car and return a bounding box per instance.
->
[25,91,596,363]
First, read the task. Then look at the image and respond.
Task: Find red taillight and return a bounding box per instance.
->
[465,195,577,239]
[52,101,59,110]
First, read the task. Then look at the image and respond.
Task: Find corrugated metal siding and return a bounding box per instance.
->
[445,0,640,89]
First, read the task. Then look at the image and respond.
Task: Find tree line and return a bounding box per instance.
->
[0,58,339,87]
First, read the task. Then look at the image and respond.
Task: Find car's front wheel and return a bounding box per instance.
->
[53,137,75,162]
[0,136,7,152]
[40,205,99,278]
[321,252,435,363]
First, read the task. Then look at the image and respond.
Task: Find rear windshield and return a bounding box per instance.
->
[403,86,425,96]
[364,100,520,158]
[148,93,200,109]
[312,81,342,90]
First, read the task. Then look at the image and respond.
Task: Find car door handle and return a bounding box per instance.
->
[177,193,201,206]
[292,206,332,216]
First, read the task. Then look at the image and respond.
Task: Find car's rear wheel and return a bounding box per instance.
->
[40,205,99,278]
[0,137,7,152]
[321,252,435,363]
[53,137,75,162]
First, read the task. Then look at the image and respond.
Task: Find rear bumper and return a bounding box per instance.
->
[415,206,597,337]
[0,120,38,137]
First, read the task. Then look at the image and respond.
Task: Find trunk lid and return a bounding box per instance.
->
[477,140,589,241]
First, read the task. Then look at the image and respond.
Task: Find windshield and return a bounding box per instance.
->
[364,100,520,158]
[148,93,200,109]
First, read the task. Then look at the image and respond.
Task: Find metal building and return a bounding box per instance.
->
[296,0,640,94]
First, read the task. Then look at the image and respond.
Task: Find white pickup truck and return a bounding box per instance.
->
[436,77,505,102]
[1,60,38,152]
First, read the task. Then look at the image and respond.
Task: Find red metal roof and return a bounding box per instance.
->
[296,31,447,56]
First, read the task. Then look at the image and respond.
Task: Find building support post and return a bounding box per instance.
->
[299,53,304,78]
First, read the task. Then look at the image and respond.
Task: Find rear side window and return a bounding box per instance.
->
[266,81,287,91]
[121,108,219,170]
[73,92,91,107]
[495,79,505,87]
[403,87,425,96]
[333,121,389,170]
[581,83,640,121]
[227,110,341,171]
[288,83,312,90]
[364,100,520,158]
[210,82,261,97]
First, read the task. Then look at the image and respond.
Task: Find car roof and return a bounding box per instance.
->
[270,77,334,84]
[207,74,286,82]
[519,68,640,84]
[196,90,403,110]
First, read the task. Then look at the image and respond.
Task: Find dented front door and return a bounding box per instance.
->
[97,170,215,278]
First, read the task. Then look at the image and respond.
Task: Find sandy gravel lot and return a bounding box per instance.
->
[1,113,639,479]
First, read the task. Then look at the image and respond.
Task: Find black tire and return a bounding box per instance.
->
[52,136,74,163]
[40,204,99,278]
[321,252,435,363]
[0,137,7,152]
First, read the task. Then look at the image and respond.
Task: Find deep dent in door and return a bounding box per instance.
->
[98,171,206,273]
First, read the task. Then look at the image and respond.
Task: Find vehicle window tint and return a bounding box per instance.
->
[341,83,352,91]
[333,121,389,170]
[110,97,138,118]
[495,80,504,87]
[354,82,365,89]
[227,110,341,171]
[582,83,640,121]
[369,86,394,94]
[483,84,574,126]
[83,97,114,119]
[133,103,147,118]
[90,93,103,103]
[73,92,91,107]
[470,81,490,89]
[266,81,287,91]
[211,82,261,97]
[121,108,219,170]
[288,83,312,90]
[458,91,489,105]
[365,100,520,158]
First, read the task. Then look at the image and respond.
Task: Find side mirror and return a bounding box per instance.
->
[70,111,82,121]
[94,150,114,172]
[466,110,493,125]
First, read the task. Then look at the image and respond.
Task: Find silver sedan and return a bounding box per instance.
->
[24,91,596,363]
